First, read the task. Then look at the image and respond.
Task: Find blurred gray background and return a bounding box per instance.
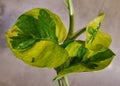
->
[0,0,120,86]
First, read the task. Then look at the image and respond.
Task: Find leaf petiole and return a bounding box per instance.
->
[57,76,69,86]
[70,27,86,40]
[58,79,63,86]
[65,0,74,40]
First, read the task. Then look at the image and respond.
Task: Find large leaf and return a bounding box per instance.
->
[8,8,67,51]
[55,41,115,79]
[86,13,112,52]
[5,8,68,68]
[8,40,69,68]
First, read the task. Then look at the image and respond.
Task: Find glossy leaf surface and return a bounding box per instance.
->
[5,8,68,68]
[55,41,115,79]
[86,14,112,51]
[5,8,115,78]
[9,8,67,51]
[55,14,115,79]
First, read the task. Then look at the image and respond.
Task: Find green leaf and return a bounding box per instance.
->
[54,14,115,79]
[55,41,87,78]
[87,49,115,62]
[55,48,115,79]
[6,38,69,68]
[65,41,83,57]
[82,49,115,69]
[19,41,69,68]
[86,14,104,43]
[54,14,114,79]
[55,41,84,73]
[86,30,112,52]
[8,8,67,51]
[11,10,56,50]
[10,33,37,50]
[5,8,68,68]
[86,14,112,51]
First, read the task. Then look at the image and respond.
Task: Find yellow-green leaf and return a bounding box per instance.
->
[5,8,68,68]
[86,13,112,51]
[6,33,69,68]
[86,30,112,51]
[55,48,115,79]
[7,8,67,51]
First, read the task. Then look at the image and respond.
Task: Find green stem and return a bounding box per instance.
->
[67,14,74,39]
[64,76,70,86]
[58,79,63,86]
[57,76,70,86]
[66,0,74,40]
[57,0,73,86]
[70,27,86,39]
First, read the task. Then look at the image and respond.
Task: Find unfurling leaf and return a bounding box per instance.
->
[86,13,112,51]
[5,8,68,68]
[86,30,112,51]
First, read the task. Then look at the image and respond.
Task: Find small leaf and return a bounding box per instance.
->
[69,45,88,66]
[86,14,104,43]
[55,41,83,73]
[86,30,112,51]
[88,27,96,35]
[87,49,115,62]
[65,41,83,57]
[86,14,112,51]
[55,49,115,79]
[55,41,87,78]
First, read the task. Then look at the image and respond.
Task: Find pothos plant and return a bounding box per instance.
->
[5,0,115,86]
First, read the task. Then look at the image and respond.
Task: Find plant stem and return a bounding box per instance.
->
[63,76,70,86]
[57,76,70,86]
[57,1,73,86]
[66,0,74,40]
[58,79,63,86]
[70,27,86,39]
